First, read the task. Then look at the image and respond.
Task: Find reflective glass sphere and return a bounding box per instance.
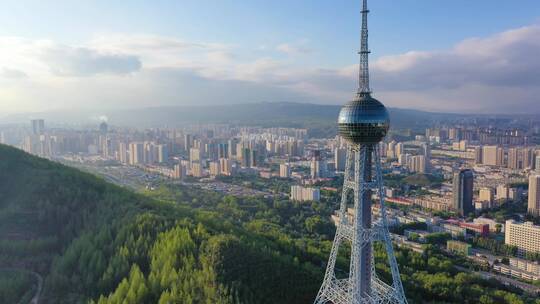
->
[338,93,390,144]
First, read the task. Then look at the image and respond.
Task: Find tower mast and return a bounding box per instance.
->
[314,0,407,303]
[358,0,371,94]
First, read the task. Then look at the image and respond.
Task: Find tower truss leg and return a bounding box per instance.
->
[314,145,407,304]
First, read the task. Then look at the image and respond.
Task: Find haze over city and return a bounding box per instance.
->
[1,0,540,115]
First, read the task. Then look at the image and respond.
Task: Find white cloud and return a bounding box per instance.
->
[1,25,540,114]
[1,67,27,79]
[39,45,141,76]
[276,40,312,55]
[371,25,540,90]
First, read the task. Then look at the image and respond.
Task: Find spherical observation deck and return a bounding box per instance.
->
[338,92,390,144]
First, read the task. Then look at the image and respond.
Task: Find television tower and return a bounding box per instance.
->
[313,0,407,303]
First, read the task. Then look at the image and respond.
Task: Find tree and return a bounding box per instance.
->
[305,216,324,234]
[479,295,495,304]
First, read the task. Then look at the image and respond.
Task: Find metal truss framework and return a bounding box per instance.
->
[314,145,407,304]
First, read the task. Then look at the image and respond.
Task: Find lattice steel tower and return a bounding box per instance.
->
[313,0,407,303]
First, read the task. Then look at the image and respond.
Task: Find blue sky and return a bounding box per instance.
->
[3,1,539,60]
[0,0,539,114]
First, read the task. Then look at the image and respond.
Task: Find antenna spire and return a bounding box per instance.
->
[358,0,371,94]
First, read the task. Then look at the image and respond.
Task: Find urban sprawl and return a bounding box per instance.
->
[2,118,540,293]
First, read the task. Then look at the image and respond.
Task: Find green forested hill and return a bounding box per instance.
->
[0,144,321,303]
[0,144,538,304]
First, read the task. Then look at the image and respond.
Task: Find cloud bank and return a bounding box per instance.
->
[40,45,141,76]
[0,25,539,114]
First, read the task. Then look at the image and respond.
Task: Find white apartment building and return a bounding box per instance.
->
[505,220,540,255]
[290,185,320,202]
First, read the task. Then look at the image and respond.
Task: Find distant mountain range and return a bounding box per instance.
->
[2,102,537,131]
[114,103,460,128]
[0,102,451,126]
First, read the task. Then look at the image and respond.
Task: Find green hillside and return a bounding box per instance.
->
[0,144,537,304]
[0,144,321,303]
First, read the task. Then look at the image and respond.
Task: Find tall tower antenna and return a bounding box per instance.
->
[314,1,408,303]
[358,0,371,94]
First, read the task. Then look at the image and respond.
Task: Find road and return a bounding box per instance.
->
[477,270,540,295]
[29,270,43,304]
[455,265,540,295]
[0,268,43,304]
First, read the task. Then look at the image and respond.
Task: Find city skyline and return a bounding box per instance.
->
[1,1,540,115]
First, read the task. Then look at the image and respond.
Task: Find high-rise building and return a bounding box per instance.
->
[240,148,250,167]
[535,155,540,172]
[31,119,45,135]
[183,134,192,152]
[459,140,468,151]
[22,135,33,154]
[497,184,510,202]
[101,137,111,158]
[528,175,540,217]
[228,139,237,158]
[193,139,204,150]
[479,187,494,205]
[236,143,245,162]
[191,162,203,177]
[129,142,144,165]
[452,169,474,216]
[421,143,431,160]
[334,148,347,172]
[279,163,291,178]
[265,140,275,154]
[173,163,186,180]
[507,148,520,169]
[474,146,483,164]
[157,144,168,163]
[398,153,410,166]
[310,158,327,179]
[395,142,404,158]
[449,128,460,140]
[218,143,229,159]
[521,148,534,169]
[205,142,218,160]
[386,140,396,159]
[190,148,201,164]
[209,161,220,177]
[290,185,320,202]
[143,141,155,164]
[408,155,426,173]
[289,140,304,157]
[497,146,505,166]
[482,145,503,166]
[219,158,233,176]
[118,143,127,164]
[250,149,258,167]
[505,220,540,255]
[310,150,326,179]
